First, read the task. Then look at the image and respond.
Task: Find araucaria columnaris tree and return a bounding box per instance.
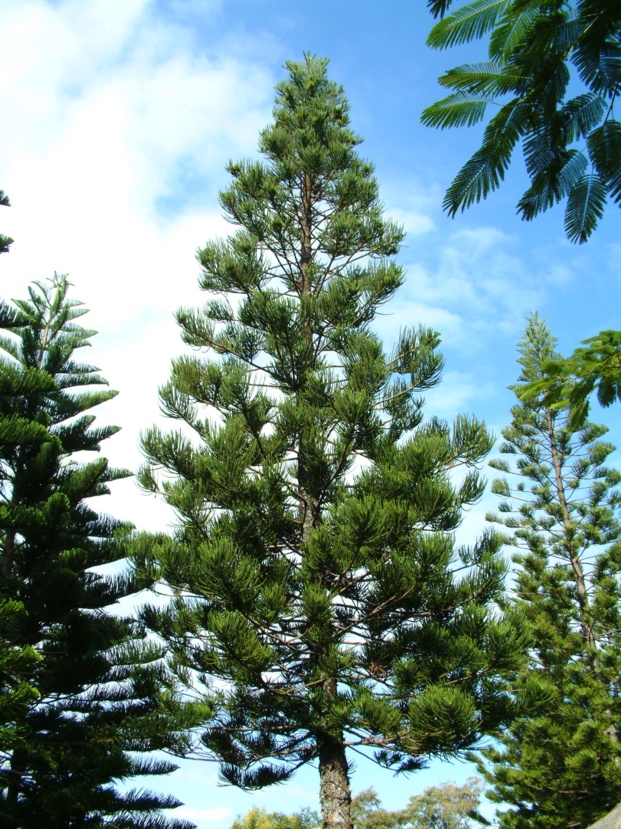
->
[0,276,197,829]
[138,55,525,829]
[477,313,621,829]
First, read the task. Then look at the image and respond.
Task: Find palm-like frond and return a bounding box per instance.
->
[438,60,523,94]
[561,93,607,142]
[424,0,621,242]
[523,124,561,180]
[564,171,607,243]
[421,91,490,128]
[428,0,458,19]
[518,150,587,220]
[489,1,540,59]
[573,0,621,94]
[427,0,508,49]
[587,119,621,202]
[443,99,528,215]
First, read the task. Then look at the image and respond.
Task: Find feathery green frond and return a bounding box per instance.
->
[421,91,490,128]
[427,0,508,49]
[443,99,528,214]
[425,0,621,242]
[564,171,607,243]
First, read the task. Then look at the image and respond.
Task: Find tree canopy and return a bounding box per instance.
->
[423,0,621,243]
[521,328,621,430]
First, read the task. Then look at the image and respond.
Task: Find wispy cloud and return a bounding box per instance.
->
[0,0,278,535]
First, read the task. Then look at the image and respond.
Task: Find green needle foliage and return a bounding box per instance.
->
[0,191,12,255]
[0,275,197,829]
[422,0,621,243]
[0,192,40,788]
[476,313,621,828]
[137,55,526,829]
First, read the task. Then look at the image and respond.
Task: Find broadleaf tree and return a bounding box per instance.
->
[422,0,621,243]
[137,55,527,829]
[520,327,621,431]
[476,313,621,828]
[228,779,484,829]
[0,275,200,828]
[351,780,485,829]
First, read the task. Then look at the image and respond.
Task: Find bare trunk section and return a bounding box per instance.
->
[318,734,352,829]
[299,171,313,304]
[544,407,595,650]
[37,317,52,370]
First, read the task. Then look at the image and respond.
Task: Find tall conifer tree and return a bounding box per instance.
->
[477,314,621,829]
[0,275,196,828]
[138,56,525,829]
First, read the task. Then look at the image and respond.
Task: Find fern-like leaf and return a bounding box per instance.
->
[573,35,621,95]
[489,2,539,59]
[428,0,456,18]
[438,60,522,95]
[561,93,607,142]
[443,99,527,215]
[523,125,557,180]
[427,0,508,49]
[518,150,587,220]
[587,119,621,203]
[557,150,589,198]
[421,91,490,128]
[564,172,607,243]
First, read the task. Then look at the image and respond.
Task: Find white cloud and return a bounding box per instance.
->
[388,203,435,238]
[394,225,546,351]
[0,0,278,530]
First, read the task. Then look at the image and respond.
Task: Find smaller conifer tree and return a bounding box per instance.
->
[477,313,621,829]
[0,190,41,786]
[0,190,13,255]
[138,55,526,829]
[0,275,197,829]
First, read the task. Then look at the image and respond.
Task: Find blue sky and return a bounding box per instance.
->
[1,1,620,826]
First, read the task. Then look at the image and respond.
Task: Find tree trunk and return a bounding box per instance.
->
[544,406,596,650]
[299,167,351,829]
[318,735,352,829]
